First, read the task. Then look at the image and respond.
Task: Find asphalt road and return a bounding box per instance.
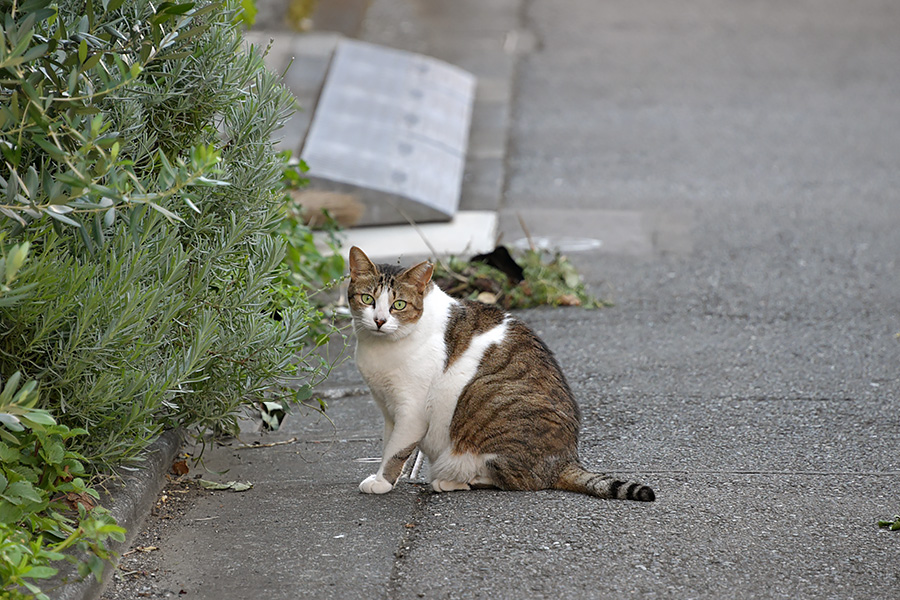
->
[98,1,900,599]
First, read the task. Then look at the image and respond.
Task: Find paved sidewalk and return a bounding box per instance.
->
[87,1,900,599]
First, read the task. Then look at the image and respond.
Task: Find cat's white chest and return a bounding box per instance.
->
[354,289,454,414]
[355,332,443,410]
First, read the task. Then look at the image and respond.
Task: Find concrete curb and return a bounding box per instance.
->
[49,429,182,600]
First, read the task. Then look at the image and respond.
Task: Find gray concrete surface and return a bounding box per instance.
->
[93,0,900,599]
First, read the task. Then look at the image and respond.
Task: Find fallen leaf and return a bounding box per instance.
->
[476,291,498,304]
[198,479,253,492]
[62,491,96,511]
[59,465,73,483]
[172,460,189,476]
[472,277,500,294]
[557,293,581,306]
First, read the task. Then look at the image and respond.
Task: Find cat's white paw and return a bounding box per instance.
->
[359,474,393,494]
[431,479,472,493]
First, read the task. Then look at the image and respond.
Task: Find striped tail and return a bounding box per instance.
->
[554,463,655,502]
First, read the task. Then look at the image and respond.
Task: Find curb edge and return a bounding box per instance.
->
[50,429,182,600]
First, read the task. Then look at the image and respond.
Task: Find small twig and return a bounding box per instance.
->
[236,437,299,449]
[117,569,145,577]
[393,203,469,284]
[517,212,537,252]
[122,546,158,557]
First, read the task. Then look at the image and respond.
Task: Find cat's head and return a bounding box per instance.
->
[347,246,434,339]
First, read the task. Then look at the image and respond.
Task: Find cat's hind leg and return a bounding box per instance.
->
[431,479,471,492]
[431,474,496,492]
[428,452,497,492]
[468,475,496,489]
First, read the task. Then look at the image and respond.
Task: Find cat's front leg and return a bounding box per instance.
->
[359,413,425,494]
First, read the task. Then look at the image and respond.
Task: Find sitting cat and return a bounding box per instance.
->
[348,246,654,502]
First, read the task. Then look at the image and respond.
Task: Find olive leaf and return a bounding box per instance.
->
[198,479,253,492]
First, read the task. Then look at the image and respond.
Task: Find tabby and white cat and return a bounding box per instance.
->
[347,246,654,502]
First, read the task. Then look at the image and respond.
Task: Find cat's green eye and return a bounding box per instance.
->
[359,293,375,305]
[391,299,407,311]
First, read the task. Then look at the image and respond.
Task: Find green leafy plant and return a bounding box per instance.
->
[433,248,610,309]
[0,228,124,600]
[0,0,335,471]
[0,0,230,234]
[878,515,900,531]
[0,4,345,595]
[268,157,347,414]
[0,237,34,307]
[1,372,125,600]
[272,156,346,350]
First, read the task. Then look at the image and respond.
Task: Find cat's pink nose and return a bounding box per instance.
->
[375,318,387,329]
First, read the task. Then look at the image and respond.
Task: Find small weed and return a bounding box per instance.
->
[877,515,900,531]
[271,155,346,332]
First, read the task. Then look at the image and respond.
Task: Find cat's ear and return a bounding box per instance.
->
[404,260,434,293]
[349,246,376,280]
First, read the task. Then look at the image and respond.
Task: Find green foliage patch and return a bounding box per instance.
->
[433,248,609,310]
[0,0,341,596]
[277,158,345,304]
[1,371,125,600]
[0,0,328,465]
